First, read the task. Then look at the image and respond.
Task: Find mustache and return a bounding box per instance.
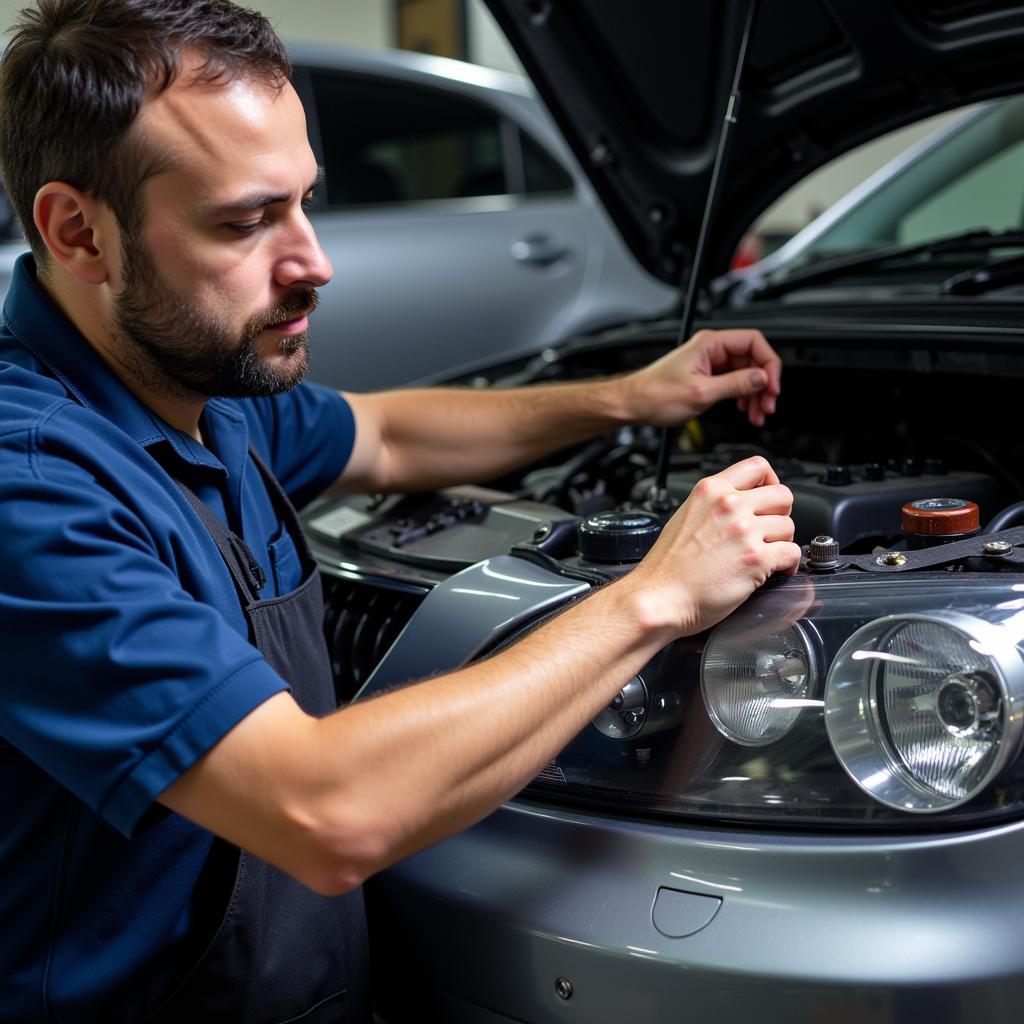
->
[245,288,319,336]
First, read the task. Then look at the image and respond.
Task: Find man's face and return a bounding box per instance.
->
[114,222,317,399]
[108,67,332,401]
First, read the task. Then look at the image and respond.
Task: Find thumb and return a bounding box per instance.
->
[705,367,767,402]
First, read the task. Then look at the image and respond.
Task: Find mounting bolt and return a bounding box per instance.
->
[983,540,1013,556]
[555,977,573,1000]
[876,552,908,567]
[807,534,840,571]
[533,524,551,542]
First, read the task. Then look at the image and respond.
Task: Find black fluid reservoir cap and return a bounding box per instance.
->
[822,464,852,487]
[863,462,885,481]
[578,510,663,564]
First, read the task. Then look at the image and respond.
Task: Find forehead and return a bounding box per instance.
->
[134,70,316,211]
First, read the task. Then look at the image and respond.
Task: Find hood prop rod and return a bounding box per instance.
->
[651,0,760,510]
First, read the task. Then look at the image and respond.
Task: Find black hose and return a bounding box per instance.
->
[982,500,1024,533]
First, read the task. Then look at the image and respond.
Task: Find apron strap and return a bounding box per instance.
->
[171,445,315,609]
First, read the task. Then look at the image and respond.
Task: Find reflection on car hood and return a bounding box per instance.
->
[484,0,1024,285]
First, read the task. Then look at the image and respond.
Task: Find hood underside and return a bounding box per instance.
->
[484,0,1024,284]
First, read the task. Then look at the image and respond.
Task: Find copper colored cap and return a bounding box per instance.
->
[901,498,979,536]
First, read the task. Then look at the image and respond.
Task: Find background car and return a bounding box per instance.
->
[729,93,1024,305]
[0,44,676,392]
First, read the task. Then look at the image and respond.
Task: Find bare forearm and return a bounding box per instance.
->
[343,376,632,492]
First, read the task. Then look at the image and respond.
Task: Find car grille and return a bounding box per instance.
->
[322,576,425,702]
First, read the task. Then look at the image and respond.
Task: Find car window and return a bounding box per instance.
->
[309,70,509,206]
[748,95,1024,264]
[520,130,573,195]
[896,128,1024,244]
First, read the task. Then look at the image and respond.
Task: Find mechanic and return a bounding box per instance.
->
[0,1,800,1021]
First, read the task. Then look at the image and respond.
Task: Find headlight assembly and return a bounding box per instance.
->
[825,612,1024,812]
[515,575,1024,829]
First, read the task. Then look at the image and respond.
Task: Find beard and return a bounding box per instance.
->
[112,232,317,401]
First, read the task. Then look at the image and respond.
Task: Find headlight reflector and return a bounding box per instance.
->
[825,613,1024,812]
[701,618,816,746]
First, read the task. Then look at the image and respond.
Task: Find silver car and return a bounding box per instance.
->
[292,43,676,390]
[304,4,1024,1021]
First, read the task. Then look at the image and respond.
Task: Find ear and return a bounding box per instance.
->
[33,182,117,285]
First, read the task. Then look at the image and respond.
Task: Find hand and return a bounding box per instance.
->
[623,328,782,428]
[627,456,801,639]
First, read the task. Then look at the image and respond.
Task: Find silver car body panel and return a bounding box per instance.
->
[372,805,1024,1022]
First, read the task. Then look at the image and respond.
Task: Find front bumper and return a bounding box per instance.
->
[368,803,1024,1023]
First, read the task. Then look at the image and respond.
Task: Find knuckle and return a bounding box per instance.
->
[688,377,710,405]
[693,477,715,499]
[741,544,765,568]
[715,491,738,515]
[727,516,749,540]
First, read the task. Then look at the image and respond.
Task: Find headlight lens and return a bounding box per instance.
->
[701,619,816,746]
[825,612,1024,812]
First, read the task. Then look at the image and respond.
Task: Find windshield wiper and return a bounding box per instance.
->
[941,253,1024,296]
[750,228,1024,301]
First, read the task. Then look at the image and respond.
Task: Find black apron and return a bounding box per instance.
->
[143,448,370,1024]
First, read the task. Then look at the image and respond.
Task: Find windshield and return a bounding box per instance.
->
[793,96,1024,266]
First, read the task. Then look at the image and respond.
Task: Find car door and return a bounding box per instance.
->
[296,65,591,391]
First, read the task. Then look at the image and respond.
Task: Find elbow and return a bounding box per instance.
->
[282,795,397,897]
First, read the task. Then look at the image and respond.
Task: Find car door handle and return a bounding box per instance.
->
[511,234,572,266]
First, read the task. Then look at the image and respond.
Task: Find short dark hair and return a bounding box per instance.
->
[0,0,291,262]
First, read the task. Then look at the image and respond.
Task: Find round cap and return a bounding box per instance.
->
[901,498,979,537]
[578,510,663,564]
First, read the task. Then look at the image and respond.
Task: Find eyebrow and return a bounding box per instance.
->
[202,165,325,217]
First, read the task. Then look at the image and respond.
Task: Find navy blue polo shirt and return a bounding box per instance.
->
[0,255,356,1021]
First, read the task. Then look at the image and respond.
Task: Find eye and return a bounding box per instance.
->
[226,218,266,236]
[301,191,316,213]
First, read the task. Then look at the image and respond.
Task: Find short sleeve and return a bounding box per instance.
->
[0,406,289,837]
[240,383,356,508]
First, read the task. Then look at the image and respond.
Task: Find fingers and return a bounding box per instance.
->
[705,329,782,395]
[691,329,781,426]
[711,455,781,490]
[754,514,796,542]
[769,541,803,577]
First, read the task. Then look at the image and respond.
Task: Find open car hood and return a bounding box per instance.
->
[484,0,1024,285]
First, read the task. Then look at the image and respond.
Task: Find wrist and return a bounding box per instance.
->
[590,372,642,427]
[602,570,686,649]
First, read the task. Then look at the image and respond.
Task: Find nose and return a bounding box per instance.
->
[274,209,332,289]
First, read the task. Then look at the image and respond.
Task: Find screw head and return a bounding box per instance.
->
[555,977,573,1000]
[983,540,1012,556]
[876,552,908,567]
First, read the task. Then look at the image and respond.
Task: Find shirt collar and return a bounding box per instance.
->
[2,253,243,476]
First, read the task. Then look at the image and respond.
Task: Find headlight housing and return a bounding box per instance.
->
[825,612,1024,812]
[522,575,1024,828]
